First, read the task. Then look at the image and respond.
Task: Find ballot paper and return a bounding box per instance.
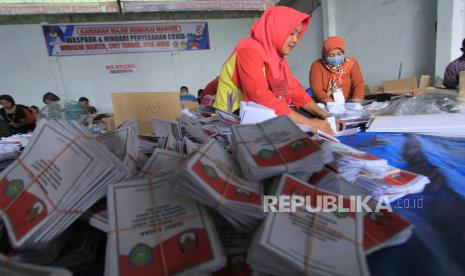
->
[307,167,413,254]
[137,148,183,178]
[328,142,393,182]
[231,116,333,181]
[106,176,226,276]
[172,139,264,232]
[81,201,108,232]
[0,253,72,276]
[216,110,240,125]
[99,118,139,176]
[248,174,369,276]
[239,102,276,125]
[0,119,128,248]
[151,117,182,140]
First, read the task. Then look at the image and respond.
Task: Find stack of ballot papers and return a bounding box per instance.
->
[328,142,394,182]
[0,119,129,248]
[307,168,414,254]
[98,118,139,176]
[138,148,184,178]
[239,101,275,125]
[367,112,465,138]
[0,133,32,148]
[172,139,264,232]
[231,116,333,181]
[355,169,430,202]
[247,173,370,276]
[138,135,159,156]
[81,200,108,232]
[0,252,72,276]
[151,117,182,140]
[106,176,226,276]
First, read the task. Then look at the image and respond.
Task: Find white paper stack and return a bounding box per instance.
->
[138,134,159,156]
[231,116,333,181]
[0,252,72,276]
[354,169,430,202]
[367,112,465,138]
[98,118,139,176]
[239,101,276,125]
[81,201,108,232]
[0,119,129,248]
[247,174,370,276]
[106,175,226,276]
[172,139,264,232]
[328,142,393,182]
[138,148,184,178]
[151,117,182,140]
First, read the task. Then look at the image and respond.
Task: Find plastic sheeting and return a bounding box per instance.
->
[339,133,465,276]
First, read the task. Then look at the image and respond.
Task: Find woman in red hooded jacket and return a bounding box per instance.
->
[212,6,333,134]
[310,36,365,103]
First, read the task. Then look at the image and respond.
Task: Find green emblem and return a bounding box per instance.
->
[332,210,349,219]
[203,165,218,179]
[5,179,23,199]
[129,243,153,267]
[258,149,276,159]
[290,139,307,151]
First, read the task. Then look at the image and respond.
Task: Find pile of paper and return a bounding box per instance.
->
[0,253,72,276]
[106,176,226,276]
[137,148,184,178]
[367,112,465,138]
[138,135,159,156]
[247,174,370,276]
[328,142,393,182]
[355,169,430,202]
[232,116,333,181]
[0,119,128,248]
[172,139,264,232]
[0,133,32,148]
[98,118,139,176]
[81,200,108,232]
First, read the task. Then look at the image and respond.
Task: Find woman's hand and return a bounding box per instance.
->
[309,118,335,135]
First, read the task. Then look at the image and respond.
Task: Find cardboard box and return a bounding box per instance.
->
[112,92,181,134]
[181,101,199,112]
[383,77,418,94]
[418,75,431,90]
[459,71,465,96]
[102,115,115,131]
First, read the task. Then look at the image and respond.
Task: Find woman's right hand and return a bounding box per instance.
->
[307,118,335,135]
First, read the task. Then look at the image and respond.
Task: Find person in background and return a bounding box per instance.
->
[196,89,204,103]
[199,76,219,106]
[30,105,40,120]
[179,86,197,102]
[0,95,36,134]
[212,7,333,134]
[79,97,98,114]
[310,36,364,103]
[42,92,60,106]
[443,38,465,89]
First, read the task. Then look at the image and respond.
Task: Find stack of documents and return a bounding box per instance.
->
[328,142,392,182]
[0,119,128,248]
[239,101,275,125]
[106,176,226,276]
[98,118,139,176]
[231,116,332,181]
[173,140,264,232]
[138,148,184,178]
[247,174,370,276]
[355,169,430,202]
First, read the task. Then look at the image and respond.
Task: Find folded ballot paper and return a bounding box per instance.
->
[0,119,129,248]
[0,252,72,276]
[307,167,413,254]
[172,139,264,232]
[98,118,139,176]
[231,116,333,181]
[105,175,226,276]
[328,142,395,182]
[247,174,370,276]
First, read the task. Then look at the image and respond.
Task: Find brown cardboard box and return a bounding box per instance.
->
[383,77,418,94]
[181,101,199,112]
[102,115,115,131]
[112,92,181,134]
[459,71,465,96]
[418,75,431,90]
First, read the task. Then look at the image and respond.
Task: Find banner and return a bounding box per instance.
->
[42,22,210,56]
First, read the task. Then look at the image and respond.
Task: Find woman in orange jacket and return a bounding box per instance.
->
[213,6,333,134]
[310,36,365,103]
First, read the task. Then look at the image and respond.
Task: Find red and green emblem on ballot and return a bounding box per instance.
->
[119,229,214,275]
[191,161,261,205]
[252,137,320,167]
[0,177,48,240]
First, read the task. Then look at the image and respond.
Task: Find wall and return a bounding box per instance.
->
[0,17,256,113]
[334,0,437,85]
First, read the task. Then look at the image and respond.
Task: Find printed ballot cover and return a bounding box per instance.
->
[261,174,369,276]
[138,149,183,177]
[382,171,419,186]
[330,142,382,161]
[99,127,131,160]
[0,121,94,245]
[363,210,412,252]
[187,140,261,206]
[233,116,321,167]
[108,177,218,276]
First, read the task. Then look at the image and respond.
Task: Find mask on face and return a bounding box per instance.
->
[326,55,345,66]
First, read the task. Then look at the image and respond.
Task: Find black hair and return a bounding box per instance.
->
[462,38,465,53]
[79,97,89,102]
[30,105,39,112]
[180,86,189,91]
[0,95,15,106]
[42,92,60,103]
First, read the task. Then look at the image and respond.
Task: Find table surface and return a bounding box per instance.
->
[339,132,465,276]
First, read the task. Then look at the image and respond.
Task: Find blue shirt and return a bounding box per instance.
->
[180,94,197,102]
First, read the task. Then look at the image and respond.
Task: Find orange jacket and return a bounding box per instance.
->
[309,36,364,102]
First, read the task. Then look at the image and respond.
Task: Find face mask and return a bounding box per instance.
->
[326,55,345,66]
